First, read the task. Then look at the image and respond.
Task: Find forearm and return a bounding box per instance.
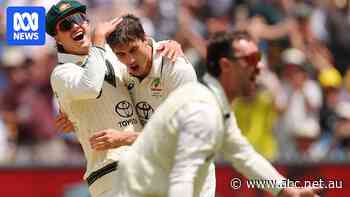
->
[76,46,106,98]
[223,113,285,196]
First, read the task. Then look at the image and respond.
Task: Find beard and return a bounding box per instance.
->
[241,80,257,97]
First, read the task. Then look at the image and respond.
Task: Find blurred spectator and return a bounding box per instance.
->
[275,48,322,161]
[0,47,67,164]
[325,0,350,75]
[0,116,10,163]
[308,67,343,160]
[233,88,279,161]
[333,101,350,160]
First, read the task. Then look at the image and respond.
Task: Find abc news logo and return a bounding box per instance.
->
[7,7,45,45]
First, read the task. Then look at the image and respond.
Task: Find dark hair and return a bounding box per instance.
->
[107,14,145,47]
[206,30,253,78]
[56,42,66,53]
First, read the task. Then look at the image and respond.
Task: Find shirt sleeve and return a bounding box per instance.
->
[168,102,221,197]
[222,112,285,196]
[165,57,198,92]
[50,46,107,101]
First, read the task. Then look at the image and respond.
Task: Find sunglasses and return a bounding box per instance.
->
[235,52,262,66]
[58,13,88,32]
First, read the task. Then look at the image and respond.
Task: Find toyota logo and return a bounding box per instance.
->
[136,102,154,124]
[115,101,133,118]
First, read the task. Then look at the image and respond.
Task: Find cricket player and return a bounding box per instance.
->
[46,1,184,197]
[109,31,320,197]
[89,14,215,197]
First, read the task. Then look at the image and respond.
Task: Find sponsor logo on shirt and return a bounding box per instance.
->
[150,77,162,97]
[115,100,138,128]
[115,101,133,118]
[135,101,154,125]
[127,78,137,91]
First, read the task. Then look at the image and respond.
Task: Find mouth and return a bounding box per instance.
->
[72,30,85,41]
[128,64,139,72]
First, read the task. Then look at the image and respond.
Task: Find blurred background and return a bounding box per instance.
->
[0,0,350,196]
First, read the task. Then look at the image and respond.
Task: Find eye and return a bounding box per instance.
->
[130,47,138,54]
[116,52,125,57]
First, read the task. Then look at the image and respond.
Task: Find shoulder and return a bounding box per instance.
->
[51,63,80,78]
[50,63,82,86]
[161,56,197,83]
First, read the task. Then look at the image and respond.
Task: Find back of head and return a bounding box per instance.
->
[206,31,252,78]
[107,14,146,47]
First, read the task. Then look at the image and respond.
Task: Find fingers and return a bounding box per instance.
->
[91,131,107,139]
[111,17,123,26]
[61,123,74,133]
[167,47,177,63]
[91,141,110,151]
[158,44,176,63]
[55,113,74,132]
[158,41,184,63]
[156,44,165,52]
[90,131,107,144]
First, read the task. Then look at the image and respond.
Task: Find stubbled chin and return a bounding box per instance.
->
[243,81,257,97]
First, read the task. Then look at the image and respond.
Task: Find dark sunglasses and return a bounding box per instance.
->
[235,52,262,66]
[58,13,88,32]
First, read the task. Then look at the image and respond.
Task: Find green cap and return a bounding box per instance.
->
[46,0,86,37]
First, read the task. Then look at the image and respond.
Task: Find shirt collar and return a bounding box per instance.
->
[202,73,231,115]
[57,52,87,66]
[147,38,163,78]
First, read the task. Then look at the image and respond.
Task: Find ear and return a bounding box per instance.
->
[219,57,232,73]
[55,36,63,45]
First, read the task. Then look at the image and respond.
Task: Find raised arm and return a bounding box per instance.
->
[51,18,122,101]
[222,112,285,196]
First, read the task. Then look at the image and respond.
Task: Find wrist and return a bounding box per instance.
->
[92,30,107,47]
[125,131,139,145]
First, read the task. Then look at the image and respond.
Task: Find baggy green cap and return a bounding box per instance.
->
[46,0,86,37]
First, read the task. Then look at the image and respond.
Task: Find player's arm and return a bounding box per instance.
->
[51,18,122,100]
[222,113,321,197]
[89,129,139,150]
[222,112,286,195]
[168,102,219,197]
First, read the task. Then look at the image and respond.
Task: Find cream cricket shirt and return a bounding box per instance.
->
[125,39,197,125]
[113,74,286,197]
[50,45,141,181]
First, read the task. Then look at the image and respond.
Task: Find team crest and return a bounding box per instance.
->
[127,77,137,91]
[150,77,162,97]
[58,3,71,12]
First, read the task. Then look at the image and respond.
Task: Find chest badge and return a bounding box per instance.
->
[150,77,162,97]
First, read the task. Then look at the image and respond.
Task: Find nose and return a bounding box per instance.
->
[254,62,264,76]
[126,54,136,65]
[70,23,81,32]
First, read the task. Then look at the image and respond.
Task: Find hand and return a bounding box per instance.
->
[55,111,74,133]
[94,17,123,37]
[278,187,322,197]
[89,129,138,151]
[157,40,184,63]
[92,17,123,47]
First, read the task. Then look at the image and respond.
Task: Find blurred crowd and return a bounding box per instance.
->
[0,0,350,165]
